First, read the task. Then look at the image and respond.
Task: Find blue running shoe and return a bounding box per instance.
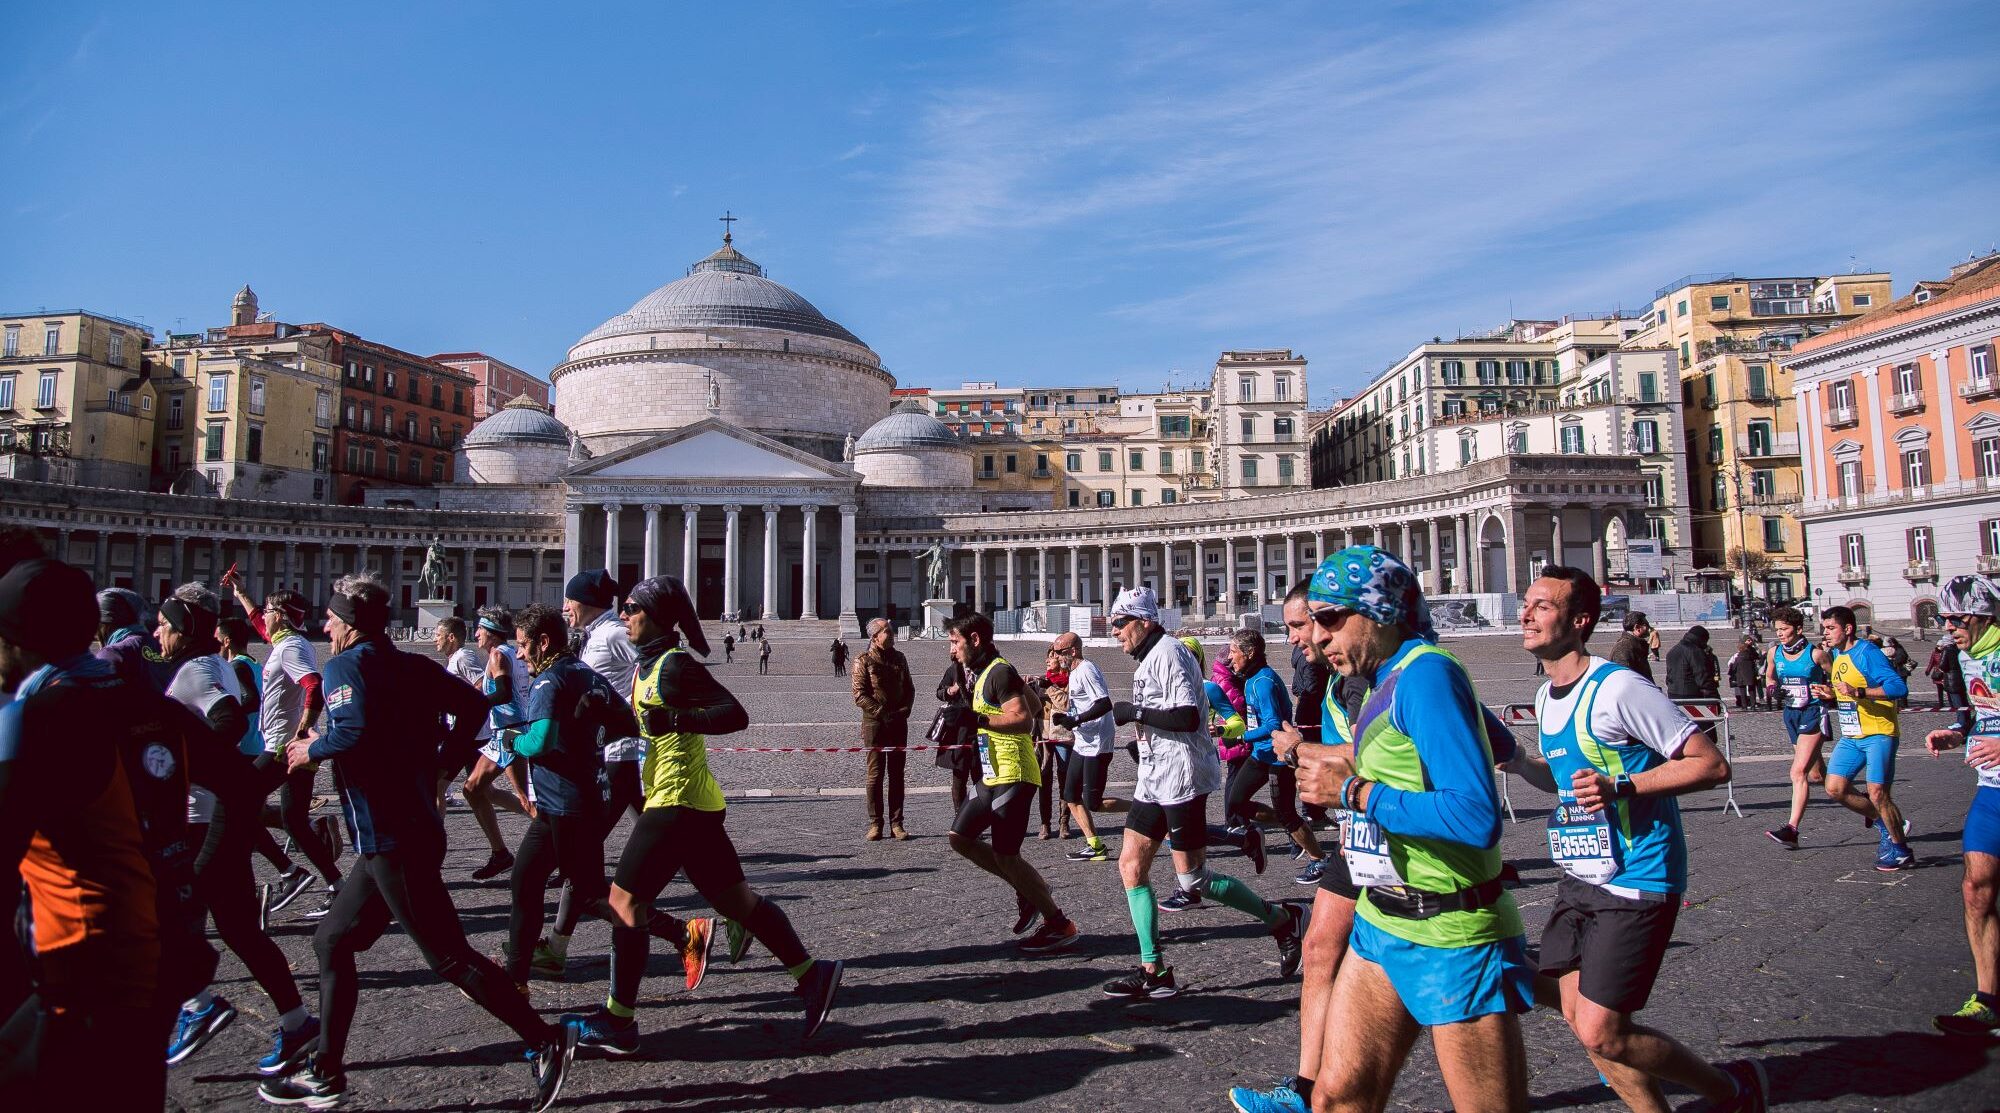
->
[563,1009,640,1057]
[167,996,237,1066]
[1230,1077,1310,1113]
[258,1016,320,1076]
[1294,857,1328,886]
[1877,844,1915,872]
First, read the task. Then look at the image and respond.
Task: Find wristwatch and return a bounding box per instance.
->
[1612,773,1635,799]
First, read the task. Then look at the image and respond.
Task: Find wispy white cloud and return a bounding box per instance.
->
[838,143,871,161]
[856,0,2000,400]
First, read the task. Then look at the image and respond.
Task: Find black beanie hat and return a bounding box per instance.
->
[97,586,146,629]
[564,569,619,610]
[0,560,101,659]
[624,575,710,656]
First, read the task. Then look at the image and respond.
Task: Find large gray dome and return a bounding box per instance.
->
[464,395,569,448]
[577,239,863,347]
[856,400,963,452]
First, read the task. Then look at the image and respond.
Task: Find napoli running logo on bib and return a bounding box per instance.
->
[142,743,177,780]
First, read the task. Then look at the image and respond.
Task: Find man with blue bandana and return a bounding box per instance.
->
[1924,574,2000,1036]
[1512,565,1766,1113]
[1286,546,1531,1113]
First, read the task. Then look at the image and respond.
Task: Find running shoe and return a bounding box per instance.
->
[1229,1077,1310,1113]
[1018,918,1080,953]
[1243,827,1268,875]
[471,851,514,881]
[527,1022,580,1113]
[1294,857,1328,886]
[1273,902,1308,978]
[258,1016,321,1077]
[256,1058,346,1108]
[1933,994,2000,1036]
[1157,888,1203,912]
[1223,822,1249,839]
[312,815,342,862]
[1875,844,1915,872]
[167,996,237,1065]
[300,890,338,922]
[1291,843,1313,861]
[1714,1058,1768,1113]
[794,958,844,1039]
[723,917,755,964]
[1065,844,1113,862]
[530,940,566,978]
[1012,896,1041,934]
[263,866,315,916]
[1764,824,1799,849]
[1103,966,1178,999]
[682,916,714,991]
[563,1009,640,1057]
[258,883,273,933]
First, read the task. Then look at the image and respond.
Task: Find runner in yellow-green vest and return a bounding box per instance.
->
[942,612,1081,955]
[1288,546,1533,1113]
[560,576,845,1058]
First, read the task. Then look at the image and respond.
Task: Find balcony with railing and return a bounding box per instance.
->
[1737,432,1801,458]
[1904,560,1936,582]
[1825,404,1859,428]
[1961,375,1999,401]
[1838,564,1869,585]
[1886,391,1925,416]
[83,398,140,417]
[1978,553,2000,574]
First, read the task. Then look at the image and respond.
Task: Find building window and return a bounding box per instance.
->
[346,444,360,470]
[1680,340,1691,368]
[1476,360,1499,385]
[1643,472,1664,506]
[1240,415,1256,439]
[384,370,396,393]
[1505,360,1529,385]
[1853,294,1872,307]
[1440,360,1463,385]
[1895,361,1921,396]
[453,388,465,414]
[1275,377,1292,402]
[386,449,399,476]
[1632,419,1658,454]
[1067,489,1080,508]
[409,453,422,479]
[1712,474,1728,510]
[1842,533,1866,570]
[1637,371,1657,402]
[1161,488,1178,504]
[1128,449,1144,470]
[166,394,182,430]
[207,374,227,412]
[1273,417,1295,441]
[1747,421,1772,456]
[1908,526,1933,565]
[204,423,224,461]
[1763,517,1785,551]
[1676,299,1689,317]
[1983,518,2000,556]
[1976,435,2000,479]
[316,390,331,427]
[43,324,60,356]
[1066,451,1082,472]
[1096,491,1114,507]
[2,326,16,357]
[37,371,57,409]
[246,425,263,463]
[1130,490,1144,506]
[1004,453,1017,473]
[1238,377,1256,403]
[313,438,328,469]
[1752,468,1775,499]
[1191,448,1204,472]
[1159,449,1175,473]
[1278,455,1295,481]
[1709,295,1730,311]
[0,376,12,411]
[1837,458,1862,496]
[361,407,373,432]
[1830,378,1854,409]
[1459,434,1476,466]
[249,376,267,416]
[979,454,994,478]
[1241,457,1259,483]
[108,332,124,365]
[1902,447,1930,488]
[1559,424,1584,454]
[1098,450,1113,472]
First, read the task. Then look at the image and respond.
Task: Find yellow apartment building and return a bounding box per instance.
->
[0,309,160,490]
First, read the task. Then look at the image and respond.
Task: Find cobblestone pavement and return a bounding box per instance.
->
[169,633,1999,1110]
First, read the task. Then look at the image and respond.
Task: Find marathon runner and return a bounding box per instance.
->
[1095,588,1303,1000]
[1221,629,1325,878]
[1515,565,1767,1113]
[462,606,537,880]
[221,571,342,919]
[256,573,576,1111]
[939,613,1080,953]
[0,559,219,1111]
[1049,632,1116,863]
[563,576,842,1056]
[1764,606,1831,849]
[501,603,709,994]
[1282,547,1530,1112]
[432,615,518,870]
[1815,605,1916,870]
[155,584,319,1076]
[1924,575,2000,1036]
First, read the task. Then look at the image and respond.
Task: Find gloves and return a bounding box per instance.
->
[1112,701,1140,725]
[643,706,682,735]
[1220,715,1245,741]
[1051,711,1077,730]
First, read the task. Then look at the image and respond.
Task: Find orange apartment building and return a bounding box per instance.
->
[1788,252,2000,632]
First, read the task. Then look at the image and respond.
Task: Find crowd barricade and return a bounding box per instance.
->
[1496,697,1741,821]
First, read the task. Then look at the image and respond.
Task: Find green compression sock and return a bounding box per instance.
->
[1125,885,1161,964]
[1087,835,1105,851]
[1204,872,1284,928]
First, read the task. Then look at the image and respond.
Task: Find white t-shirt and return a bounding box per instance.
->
[579,611,643,762]
[1131,634,1222,805]
[1066,658,1115,757]
[168,654,244,824]
[446,645,487,738]
[1535,657,1697,760]
[486,643,532,736]
[259,632,319,754]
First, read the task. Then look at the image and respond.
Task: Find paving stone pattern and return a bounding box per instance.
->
[168,633,2000,1110]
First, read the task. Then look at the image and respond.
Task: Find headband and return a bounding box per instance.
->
[330,591,390,634]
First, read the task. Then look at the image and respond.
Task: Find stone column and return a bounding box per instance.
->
[1192,539,1206,616]
[389,545,406,613]
[1068,545,1081,604]
[642,504,661,580]
[800,505,820,620]
[283,542,299,594]
[1285,533,1299,591]
[170,536,185,586]
[1004,547,1017,611]
[1099,544,1112,609]
[1314,530,1327,565]
[722,504,741,622]
[837,503,860,636]
[54,528,71,565]
[457,543,473,609]
[1587,508,1608,584]
[1454,515,1470,594]
[528,547,543,604]
[1550,507,1566,568]
[1427,519,1442,592]
[319,542,335,599]
[1859,367,1888,494]
[602,502,622,577]
[1161,541,1175,609]
[1504,507,1526,595]
[1223,537,1236,613]
[972,549,985,611]
[682,505,699,582]
[562,503,582,584]
[206,539,221,590]
[244,540,260,598]
[1254,535,1267,608]
[1129,542,1142,597]
[1036,546,1049,604]
[877,549,891,618]
[133,533,151,593]
[761,504,781,620]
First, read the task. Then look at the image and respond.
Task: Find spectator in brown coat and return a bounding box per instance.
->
[853,618,916,840]
[1608,612,1656,685]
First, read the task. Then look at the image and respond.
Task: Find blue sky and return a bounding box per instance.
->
[7,2,1998,409]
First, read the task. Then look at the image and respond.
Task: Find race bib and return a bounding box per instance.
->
[1547,801,1620,885]
[976,732,997,781]
[1782,678,1811,709]
[1339,810,1407,888]
[1837,703,1862,738]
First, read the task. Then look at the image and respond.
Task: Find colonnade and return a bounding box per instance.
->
[566,500,858,624]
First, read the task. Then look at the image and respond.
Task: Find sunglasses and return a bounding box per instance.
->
[618,602,642,617]
[1943,614,1979,628]
[1307,605,1354,630]
[1109,616,1138,630]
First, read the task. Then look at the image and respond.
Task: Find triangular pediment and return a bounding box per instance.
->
[566,419,855,482]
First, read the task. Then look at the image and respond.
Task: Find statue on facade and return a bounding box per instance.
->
[419,538,449,598]
[843,433,857,463]
[566,428,592,464]
[708,375,722,411]
[919,541,949,600]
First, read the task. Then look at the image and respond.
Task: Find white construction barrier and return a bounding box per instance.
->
[1497,697,1741,820]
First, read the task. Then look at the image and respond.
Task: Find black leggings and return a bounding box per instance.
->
[190,824,302,1016]
[1225,759,1305,834]
[0,994,170,1112]
[553,760,644,937]
[255,754,341,885]
[313,844,550,1069]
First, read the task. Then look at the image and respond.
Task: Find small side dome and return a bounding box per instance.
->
[464,395,569,448]
[855,400,964,453]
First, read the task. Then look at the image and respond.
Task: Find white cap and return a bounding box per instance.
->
[1110,586,1159,623]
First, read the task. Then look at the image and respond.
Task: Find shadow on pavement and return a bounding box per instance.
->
[1734,1028,1994,1105]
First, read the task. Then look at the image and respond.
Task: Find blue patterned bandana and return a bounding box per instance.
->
[1307,545,1435,643]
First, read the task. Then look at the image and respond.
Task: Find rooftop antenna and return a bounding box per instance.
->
[719,210,738,245]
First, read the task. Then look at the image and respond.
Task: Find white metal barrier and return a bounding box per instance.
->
[1496,697,1741,820]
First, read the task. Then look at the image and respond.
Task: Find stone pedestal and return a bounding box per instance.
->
[922,598,955,637]
[415,598,457,636]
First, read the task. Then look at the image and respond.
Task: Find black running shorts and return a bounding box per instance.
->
[1060,753,1113,810]
[1315,844,1361,901]
[1537,874,1680,1014]
[1123,795,1208,853]
[952,781,1035,856]
[612,805,747,903]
